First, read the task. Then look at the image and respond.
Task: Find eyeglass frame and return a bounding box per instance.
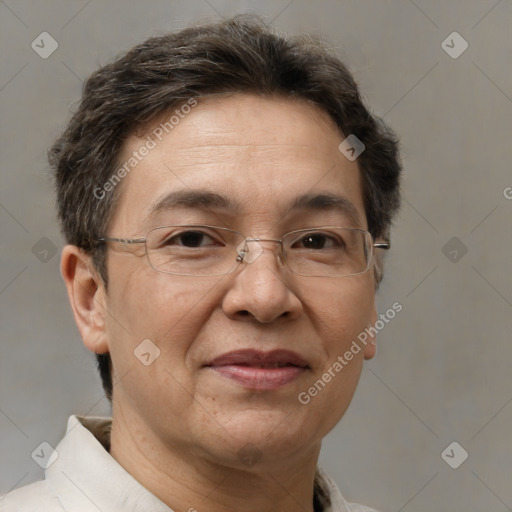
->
[97,224,390,278]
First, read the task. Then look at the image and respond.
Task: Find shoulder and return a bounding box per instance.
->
[0,480,65,512]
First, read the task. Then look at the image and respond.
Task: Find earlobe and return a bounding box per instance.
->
[61,245,110,355]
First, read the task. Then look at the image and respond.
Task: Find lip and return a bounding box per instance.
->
[205,349,309,390]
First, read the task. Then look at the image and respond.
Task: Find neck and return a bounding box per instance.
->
[109,404,321,512]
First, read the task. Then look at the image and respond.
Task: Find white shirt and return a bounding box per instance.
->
[1,416,380,512]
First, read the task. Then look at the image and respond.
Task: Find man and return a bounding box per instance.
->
[1,15,401,512]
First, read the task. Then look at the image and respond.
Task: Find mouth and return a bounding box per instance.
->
[205,349,310,390]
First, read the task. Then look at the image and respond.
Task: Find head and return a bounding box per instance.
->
[53,15,400,469]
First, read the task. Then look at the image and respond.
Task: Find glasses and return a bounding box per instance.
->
[98,225,390,278]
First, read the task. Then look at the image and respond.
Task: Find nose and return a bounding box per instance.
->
[222,241,303,323]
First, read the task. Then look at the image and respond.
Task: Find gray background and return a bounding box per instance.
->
[1,1,511,510]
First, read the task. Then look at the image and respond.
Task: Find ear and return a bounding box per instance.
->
[61,245,109,355]
[363,303,378,360]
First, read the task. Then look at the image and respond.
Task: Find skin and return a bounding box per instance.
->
[61,94,378,512]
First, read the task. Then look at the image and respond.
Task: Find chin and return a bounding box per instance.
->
[209,407,319,458]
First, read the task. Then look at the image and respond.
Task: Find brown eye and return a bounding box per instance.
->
[294,232,341,250]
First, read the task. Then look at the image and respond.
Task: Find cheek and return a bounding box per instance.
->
[105,271,224,378]
[307,277,375,351]
[105,273,225,429]
[298,279,375,424]
[111,267,219,331]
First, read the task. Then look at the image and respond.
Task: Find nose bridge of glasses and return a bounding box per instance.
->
[235,237,284,265]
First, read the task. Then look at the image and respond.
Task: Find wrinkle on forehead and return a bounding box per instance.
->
[111,94,365,235]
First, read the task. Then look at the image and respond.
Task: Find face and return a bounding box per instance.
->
[78,94,377,470]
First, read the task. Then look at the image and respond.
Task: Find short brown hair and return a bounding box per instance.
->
[50,15,401,401]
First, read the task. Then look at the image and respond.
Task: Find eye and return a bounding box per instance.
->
[293,232,342,250]
[164,230,219,248]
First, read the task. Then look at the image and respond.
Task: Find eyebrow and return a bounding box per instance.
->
[288,192,363,227]
[147,190,238,219]
[146,189,362,227]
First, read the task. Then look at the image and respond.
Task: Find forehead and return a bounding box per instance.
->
[110,94,366,233]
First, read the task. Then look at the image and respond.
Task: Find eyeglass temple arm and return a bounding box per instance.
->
[374,242,390,250]
[97,237,146,244]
